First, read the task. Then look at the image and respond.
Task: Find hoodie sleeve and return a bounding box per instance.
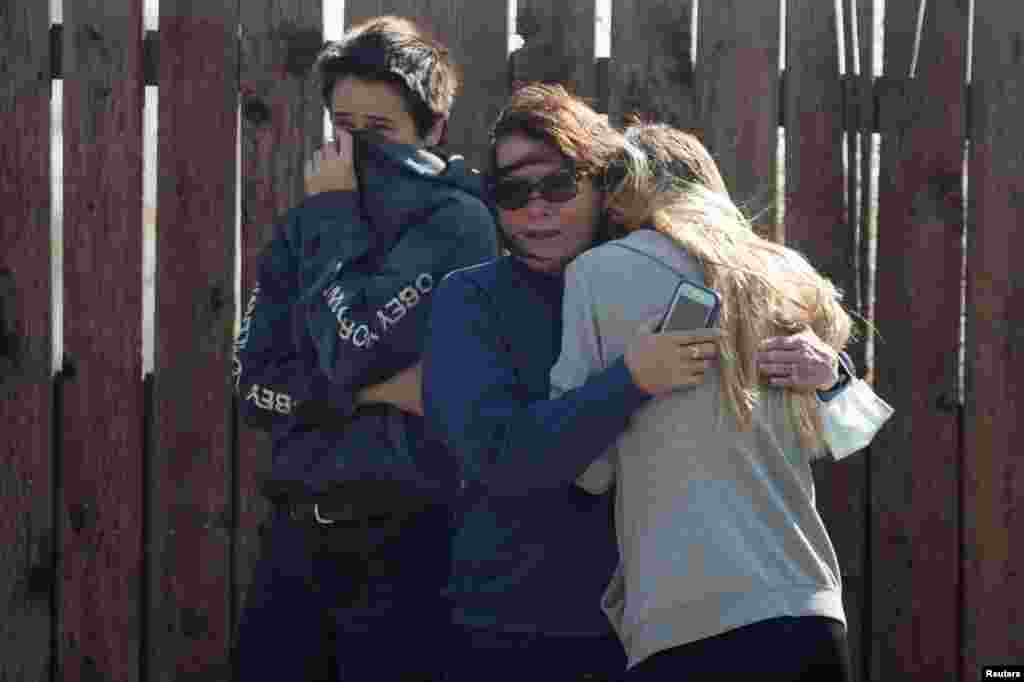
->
[550,259,618,494]
[302,196,498,390]
[422,269,650,497]
[232,220,355,432]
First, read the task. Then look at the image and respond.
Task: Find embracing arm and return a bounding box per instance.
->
[422,271,652,497]
[301,198,499,393]
[357,362,423,416]
[233,226,354,431]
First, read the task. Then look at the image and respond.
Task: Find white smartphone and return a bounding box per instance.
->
[658,279,721,332]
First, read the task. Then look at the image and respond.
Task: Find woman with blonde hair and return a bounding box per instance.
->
[551,123,856,679]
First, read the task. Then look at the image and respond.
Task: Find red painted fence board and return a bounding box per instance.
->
[236,0,325,639]
[0,3,54,680]
[964,1,1024,675]
[696,0,780,231]
[149,3,239,680]
[59,2,146,680]
[872,2,967,678]
[608,0,697,130]
[784,2,868,680]
[513,0,597,105]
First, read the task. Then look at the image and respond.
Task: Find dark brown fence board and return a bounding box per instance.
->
[964,3,1024,675]
[785,3,867,680]
[872,1,968,678]
[608,0,697,129]
[149,3,239,680]
[237,0,324,634]
[345,0,509,171]
[880,0,918,80]
[851,0,876,381]
[512,0,597,104]
[0,3,53,681]
[695,0,780,229]
[60,2,146,680]
[845,4,875,678]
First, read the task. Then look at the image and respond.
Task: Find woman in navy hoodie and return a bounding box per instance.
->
[421,85,839,681]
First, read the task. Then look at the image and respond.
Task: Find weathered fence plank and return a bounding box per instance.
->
[695,0,780,230]
[784,3,868,680]
[0,3,53,681]
[236,0,325,646]
[608,0,697,130]
[848,0,876,381]
[871,1,968,679]
[513,0,598,106]
[345,0,510,171]
[964,2,1024,675]
[149,3,239,680]
[60,2,145,680]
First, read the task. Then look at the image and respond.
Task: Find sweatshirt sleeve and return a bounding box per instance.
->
[550,258,617,494]
[232,224,354,431]
[302,197,498,390]
[422,270,649,497]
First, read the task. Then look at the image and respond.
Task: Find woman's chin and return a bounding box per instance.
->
[518,251,566,272]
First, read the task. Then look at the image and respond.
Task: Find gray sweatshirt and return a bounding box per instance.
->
[550,229,844,668]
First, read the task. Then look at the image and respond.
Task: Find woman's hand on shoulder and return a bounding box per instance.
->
[758,329,840,391]
[624,326,723,397]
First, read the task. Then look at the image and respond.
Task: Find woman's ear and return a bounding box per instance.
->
[425,116,448,147]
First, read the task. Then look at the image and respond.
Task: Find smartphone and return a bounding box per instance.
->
[658,278,721,331]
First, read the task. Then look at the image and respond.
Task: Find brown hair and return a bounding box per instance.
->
[316,16,461,140]
[488,83,628,245]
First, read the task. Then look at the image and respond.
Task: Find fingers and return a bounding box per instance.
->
[325,130,353,158]
[759,361,795,378]
[767,374,799,387]
[677,370,710,388]
[758,349,804,365]
[678,343,718,362]
[759,335,803,351]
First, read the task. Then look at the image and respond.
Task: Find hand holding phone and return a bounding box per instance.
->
[659,278,721,332]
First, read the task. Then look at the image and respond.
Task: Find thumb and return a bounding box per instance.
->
[634,314,663,336]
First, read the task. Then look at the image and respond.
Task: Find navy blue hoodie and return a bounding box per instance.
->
[423,255,651,637]
[233,134,498,500]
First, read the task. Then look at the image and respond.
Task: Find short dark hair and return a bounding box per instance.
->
[315,16,461,140]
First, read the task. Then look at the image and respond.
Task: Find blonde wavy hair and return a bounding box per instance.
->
[608,124,853,452]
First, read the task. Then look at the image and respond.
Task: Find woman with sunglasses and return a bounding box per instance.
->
[421,86,833,681]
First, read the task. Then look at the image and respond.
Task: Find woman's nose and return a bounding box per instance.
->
[523,192,554,215]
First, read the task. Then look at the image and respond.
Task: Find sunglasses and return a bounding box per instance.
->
[489,166,580,211]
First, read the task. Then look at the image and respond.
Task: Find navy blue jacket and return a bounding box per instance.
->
[423,255,651,637]
[233,135,498,500]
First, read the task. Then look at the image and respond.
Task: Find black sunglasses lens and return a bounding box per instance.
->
[539,171,578,203]
[492,169,579,210]
[493,179,533,210]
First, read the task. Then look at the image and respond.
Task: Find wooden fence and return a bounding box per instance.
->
[1,1,1020,680]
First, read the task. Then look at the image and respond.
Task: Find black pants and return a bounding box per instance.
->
[624,616,852,681]
[235,504,454,681]
[444,626,627,682]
